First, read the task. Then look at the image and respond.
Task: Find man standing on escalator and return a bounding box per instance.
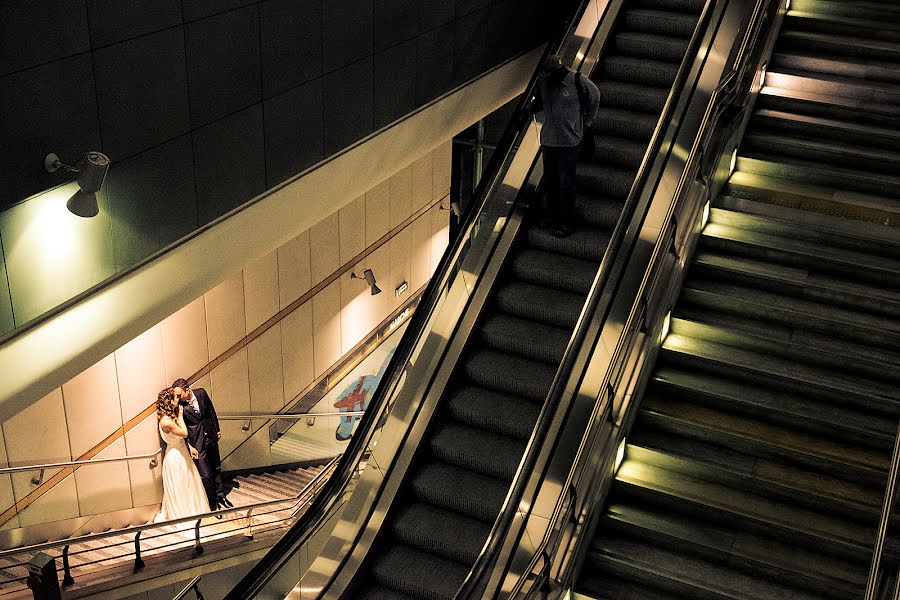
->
[526,54,601,238]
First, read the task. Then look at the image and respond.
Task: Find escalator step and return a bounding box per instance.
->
[525,224,611,262]
[429,422,525,480]
[591,134,650,169]
[511,249,597,294]
[463,349,557,401]
[410,462,508,522]
[623,9,699,37]
[446,385,542,440]
[391,503,490,565]
[634,0,705,14]
[612,32,692,63]
[479,314,571,364]
[601,56,681,88]
[370,545,469,600]
[597,81,669,113]
[574,194,627,228]
[359,586,419,600]
[494,281,585,330]
[576,162,637,198]
[591,108,658,141]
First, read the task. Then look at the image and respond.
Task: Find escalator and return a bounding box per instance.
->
[352,1,708,598]
[575,1,900,597]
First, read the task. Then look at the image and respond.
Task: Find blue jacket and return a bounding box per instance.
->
[530,70,601,148]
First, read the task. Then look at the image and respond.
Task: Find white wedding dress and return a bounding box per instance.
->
[154,422,211,522]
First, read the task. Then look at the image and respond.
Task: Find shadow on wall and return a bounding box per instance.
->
[0,0,578,340]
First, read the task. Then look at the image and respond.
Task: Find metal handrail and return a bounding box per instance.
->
[173,575,204,600]
[0,448,162,475]
[0,454,338,561]
[866,421,900,600]
[219,412,365,419]
[454,0,720,596]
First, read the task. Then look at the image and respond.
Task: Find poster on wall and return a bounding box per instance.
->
[270,322,408,463]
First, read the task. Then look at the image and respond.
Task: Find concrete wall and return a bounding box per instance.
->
[0,143,450,533]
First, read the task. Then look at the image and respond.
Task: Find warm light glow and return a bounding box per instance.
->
[785,0,790,10]
[661,311,671,341]
[576,52,584,61]
[758,64,767,89]
[701,200,711,229]
[729,149,738,174]
[615,438,626,473]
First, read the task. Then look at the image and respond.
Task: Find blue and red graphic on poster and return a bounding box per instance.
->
[333,348,396,441]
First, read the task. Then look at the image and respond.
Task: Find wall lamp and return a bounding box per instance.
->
[351,268,382,295]
[440,201,463,218]
[44,151,111,218]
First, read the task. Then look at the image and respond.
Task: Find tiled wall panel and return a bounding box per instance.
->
[0,146,449,532]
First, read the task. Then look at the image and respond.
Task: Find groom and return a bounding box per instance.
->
[172,378,232,510]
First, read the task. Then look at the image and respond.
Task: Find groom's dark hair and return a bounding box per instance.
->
[172,378,190,391]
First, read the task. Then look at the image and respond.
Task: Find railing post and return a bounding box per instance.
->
[194,519,203,554]
[31,468,44,485]
[245,508,254,539]
[61,544,74,585]
[134,531,145,571]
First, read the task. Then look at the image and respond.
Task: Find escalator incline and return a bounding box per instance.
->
[355,1,706,598]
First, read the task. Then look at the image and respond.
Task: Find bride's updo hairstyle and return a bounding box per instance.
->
[156,388,178,421]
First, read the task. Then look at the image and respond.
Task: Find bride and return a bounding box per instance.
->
[154,388,211,522]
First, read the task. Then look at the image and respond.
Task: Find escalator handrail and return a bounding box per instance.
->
[454,0,721,595]
[0,453,338,561]
[221,8,596,598]
[865,420,900,599]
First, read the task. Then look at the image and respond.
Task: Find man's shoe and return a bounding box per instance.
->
[220,496,234,509]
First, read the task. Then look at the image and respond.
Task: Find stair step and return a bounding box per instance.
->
[587,533,842,600]
[622,8,699,37]
[626,441,882,518]
[661,333,900,415]
[639,393,888,483]
[577,162,638,199]
[429,422,524,480]
[409,462,507,523]
[493,281,584,330]
[724,170,900,227]
[692,245,900,316]
[777,29,900,63]
[742,130,900,175]
[390,503,489,566]
[736,155,900,200]
[525,223,611,262]
[614,460,874,557]
[462,349,556,402]
[596,81,669,114]
[599,503,865,598]
[611,32,691,64]
[445,385,541,441]
[650,366,895,449]
[789,0,900,24]
[590,108,658,142]
[369,544,468,600]
[699,220,900,287]
[765,68,900,106]
[671,312,900,382]
[785,10,900,43]
[511,248,597,294]
[479,314,571,364]
[750,108,900,150]
[712,198,900,258]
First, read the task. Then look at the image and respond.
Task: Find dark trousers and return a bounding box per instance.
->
[196,441,223,508]
[542,144,580,226]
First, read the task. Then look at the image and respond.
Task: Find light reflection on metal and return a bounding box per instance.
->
[661,311,671,342]
[785,0,790,11]
[758,63,767,89]
[729,149,738,174]
[614,439,626,473]
[701,200,711,229]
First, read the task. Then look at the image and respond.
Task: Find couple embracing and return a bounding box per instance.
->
[154,379,232,522]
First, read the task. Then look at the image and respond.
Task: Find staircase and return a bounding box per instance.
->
[575,1,900,598]
[0,465,325,599]
[353,1,708,598]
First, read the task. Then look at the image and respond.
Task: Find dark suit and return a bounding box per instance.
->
[181,388,223,508]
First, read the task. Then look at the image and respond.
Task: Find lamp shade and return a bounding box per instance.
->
[66,189,100,218]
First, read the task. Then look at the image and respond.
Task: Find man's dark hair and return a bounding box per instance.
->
[172,378,190,391]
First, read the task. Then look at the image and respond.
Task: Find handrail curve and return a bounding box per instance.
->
[0,448,162,476]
